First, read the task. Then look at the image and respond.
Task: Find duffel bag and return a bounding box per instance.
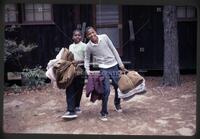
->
[118,70,144,93]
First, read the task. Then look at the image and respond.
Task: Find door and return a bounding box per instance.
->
[122,6,164,70]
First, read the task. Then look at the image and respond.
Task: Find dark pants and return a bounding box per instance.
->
[65,70,85,113]
[100,65,120,116]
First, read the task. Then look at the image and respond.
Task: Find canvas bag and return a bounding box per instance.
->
[60,48,74,61]
[118,79,146,100]
[62,48,83,76]
[118,70,144,93]
[53,60,76,89]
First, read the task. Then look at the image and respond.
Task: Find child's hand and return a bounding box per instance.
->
[120,65,128,74]
[120,65,125,70]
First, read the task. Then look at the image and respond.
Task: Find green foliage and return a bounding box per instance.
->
[21,66,47,88]
[4,25,38,64]
[5,24,21,32]
[10,84,22,94]
[4,84,22,94]
[4,39,38,63]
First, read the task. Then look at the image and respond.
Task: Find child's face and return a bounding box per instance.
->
[72,31,82,44]
[86,28,98,43]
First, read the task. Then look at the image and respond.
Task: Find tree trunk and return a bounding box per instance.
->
[163,5,180,86]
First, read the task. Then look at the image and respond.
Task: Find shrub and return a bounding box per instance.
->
[10,84,22,94]
[4,39,38,64]
[21,66,47,88]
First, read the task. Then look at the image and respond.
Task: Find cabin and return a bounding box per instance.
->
[4,4,197,74]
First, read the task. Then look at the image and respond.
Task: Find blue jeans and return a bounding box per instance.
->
[100,65,120,116]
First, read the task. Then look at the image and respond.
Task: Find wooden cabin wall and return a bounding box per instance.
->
[178,21,197,70]
[122,6,196,71]
[4,4,196,72]
[122,6,164,70]
[5,4,93,72]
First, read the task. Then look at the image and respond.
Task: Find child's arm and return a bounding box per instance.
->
[84,45,91,74]
[105,35,125,70]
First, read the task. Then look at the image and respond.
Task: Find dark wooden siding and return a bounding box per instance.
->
[178,21,197,70]
[122,6,164,70]
[5,5,196,72]
[122,6,196,71]
[5,4,93,72]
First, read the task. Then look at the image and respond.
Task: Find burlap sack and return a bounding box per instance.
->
[60,48,74,61]
[127,71,144,88]
[118,70,144,93]
[53,60,76,89]
[118,74,133,93]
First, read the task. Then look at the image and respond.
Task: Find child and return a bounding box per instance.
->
[62,29,86,119]
[84,26,126,121]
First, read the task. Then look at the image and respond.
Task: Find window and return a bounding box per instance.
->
[4,3,53,24]
[5,4,18,23]
[177,6,196,21]
[24,4,53,23]
[95,5,121,49]
[97,27,120,48]
[96,5,119,25]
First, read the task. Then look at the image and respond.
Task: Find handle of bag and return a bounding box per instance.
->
[121,69,129,74]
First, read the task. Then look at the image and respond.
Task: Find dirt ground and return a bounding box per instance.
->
[3,75,196,136]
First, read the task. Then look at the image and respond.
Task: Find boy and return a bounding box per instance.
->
[84,26,126,121]
[62,29,86,119]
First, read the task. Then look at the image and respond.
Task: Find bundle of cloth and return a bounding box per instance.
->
[86,74,104,103]
[45,48,82,89]
[117,70,146,101]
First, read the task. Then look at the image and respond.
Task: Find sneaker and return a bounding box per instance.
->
[75,107,82,114]
[99,115,108,121]
[62,111,78,119]
[115,105,123,113]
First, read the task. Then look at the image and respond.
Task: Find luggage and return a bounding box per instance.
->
[60,48,74,61]
[53,60,76,89]
[118,70,144,93]
[118,79,146,100]
[46,47,83,89]
[118,70,146,100]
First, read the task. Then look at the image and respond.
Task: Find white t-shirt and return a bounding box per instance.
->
[69,41,86,61]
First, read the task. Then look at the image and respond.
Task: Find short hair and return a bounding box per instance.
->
[73,29,82,35]
[85,26,95,34]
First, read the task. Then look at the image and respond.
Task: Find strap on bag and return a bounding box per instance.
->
[121,69,129,75]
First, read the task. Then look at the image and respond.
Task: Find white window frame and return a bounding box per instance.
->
[96,5,119,26]
[4,4,18,24]
[23,3,54,24]
[177,6,197,21]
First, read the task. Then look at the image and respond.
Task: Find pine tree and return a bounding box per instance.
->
[163,5,180,86]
